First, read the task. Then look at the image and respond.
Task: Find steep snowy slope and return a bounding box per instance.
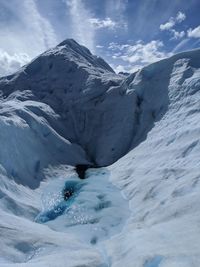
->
[0,89,92,188]
[0,39,162,170]
[0,40,200,267]
[106,50,200,267]
[0,40,118,187]
[0,39,122,168]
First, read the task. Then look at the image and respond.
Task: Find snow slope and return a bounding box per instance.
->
[107,51,200,267]
[0,40,200,266]
[0,39,122,167]
[0,39,163,168]
[0,91,88,188]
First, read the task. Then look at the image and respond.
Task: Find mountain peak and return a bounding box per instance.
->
[55,38,114,73]
[57,38,92,56]
[58,38,78,46]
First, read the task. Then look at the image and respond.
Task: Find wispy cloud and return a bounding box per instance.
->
[89,17,121,30]
[96,45,104,49]
[160,11,186,31]
[109,40,172,64]
[188,25,200,38]
[65,0,95,52]
[160,18,175,31]
[160,11,186,39]
[0,0,57,76]
[176,11,186,23]
[172,38,190,53]
[112,63,142,74]
[104,0,128,32]
[0,49,30,77]
[65,0,127,52]
[23,0,57,49]
[109,40,172,73]
[170,29,185,40]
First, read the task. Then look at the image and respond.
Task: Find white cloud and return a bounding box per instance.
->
[109,42,130,50]
[109,38,180,73]
[0,49,30,77]
[176,11,186,23]
[113,64,141,74]
[188,25,200,38]
[96,45,104,49]
[65,0,127,52]
[160,11,186,31]
[171,29,185,40]
[65,0,95,52]
[105,0,128,30]
[109,40,172,65]
[160,18,175,31]
[0,0,57,76]
[89,17,117,29]
[114,64,127,73]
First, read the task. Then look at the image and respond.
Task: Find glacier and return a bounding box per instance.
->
[0,39,200,267]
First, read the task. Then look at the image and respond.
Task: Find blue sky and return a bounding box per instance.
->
[0,0,200,76]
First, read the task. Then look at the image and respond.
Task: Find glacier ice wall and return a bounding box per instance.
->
[0,39,177,182]
[0,39,200,266]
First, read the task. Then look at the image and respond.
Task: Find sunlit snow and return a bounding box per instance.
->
[0,40,200,267]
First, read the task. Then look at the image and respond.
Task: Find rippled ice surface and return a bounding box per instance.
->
[36,168,129,246]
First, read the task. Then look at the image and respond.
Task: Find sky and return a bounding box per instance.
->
[0,0,200,76]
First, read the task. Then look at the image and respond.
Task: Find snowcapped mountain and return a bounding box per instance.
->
[0,39,200,267]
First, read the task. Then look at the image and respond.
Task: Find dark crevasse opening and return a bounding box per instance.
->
[75,164,96,179]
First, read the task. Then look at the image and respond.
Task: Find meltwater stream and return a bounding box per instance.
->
[35,167,129,265]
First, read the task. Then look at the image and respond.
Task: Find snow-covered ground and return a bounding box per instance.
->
[0,40,200,266]
[0,165,129,267]
[107,54,200,267]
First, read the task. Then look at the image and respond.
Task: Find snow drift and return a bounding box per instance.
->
[0,39,200,266]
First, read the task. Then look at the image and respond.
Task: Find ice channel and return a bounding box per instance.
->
[35,167,130,259]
